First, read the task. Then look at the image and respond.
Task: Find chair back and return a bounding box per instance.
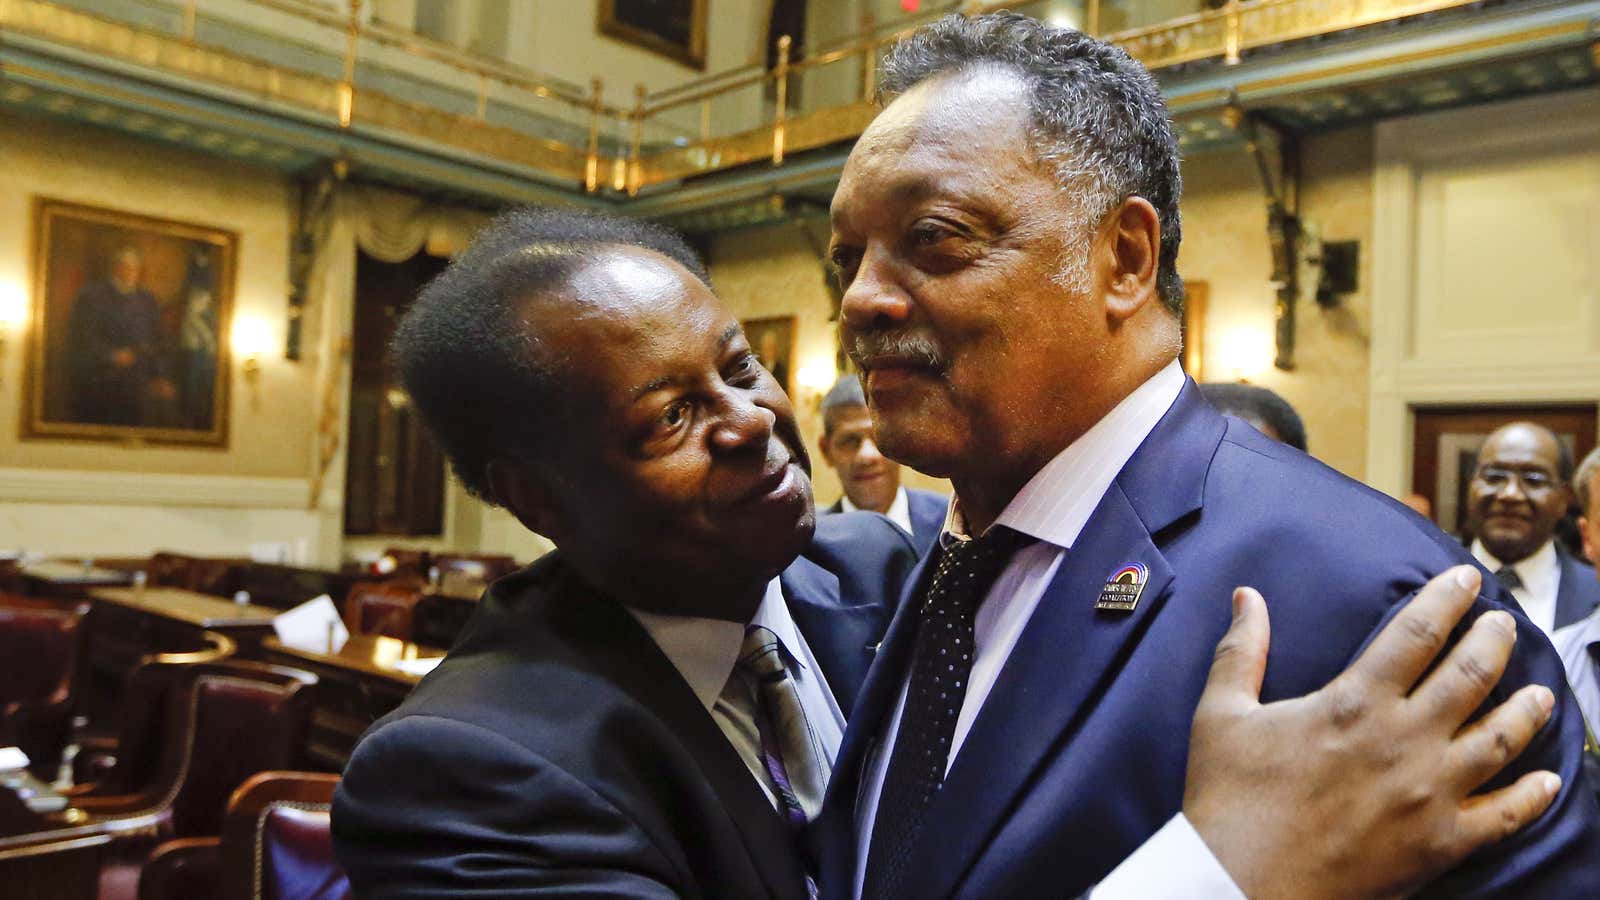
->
[150,661,318,838]
[341,579,423,640]
[223,772,349,900]
[90,632,238,795]
[0,606,81,708]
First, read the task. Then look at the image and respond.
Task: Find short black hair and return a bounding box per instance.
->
[391,206,709,504]
[1199,382,1308,452]
[878,13,1184,314]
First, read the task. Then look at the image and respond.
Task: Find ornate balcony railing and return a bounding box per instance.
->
[0,0,1510,198]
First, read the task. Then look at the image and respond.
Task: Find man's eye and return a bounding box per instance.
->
[728,353,762,384]
[660,401,690,429]
[911,223,949,246]
[829,248,861,282]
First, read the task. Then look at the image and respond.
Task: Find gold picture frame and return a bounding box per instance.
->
[25,198,237,446]
[743,315,796,398]
[598,0,708,70]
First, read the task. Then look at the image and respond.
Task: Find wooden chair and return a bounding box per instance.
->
[340,579,424,641]
[72,660,318,900]
[67,632,238,793]
[0,605,84,779]
[138,771,348,900]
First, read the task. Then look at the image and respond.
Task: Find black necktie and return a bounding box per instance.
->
[1495,565,1524,592]
[863,527,1026,900]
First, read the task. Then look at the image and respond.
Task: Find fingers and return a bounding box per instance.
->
[1197,587,1271,717]
[1449,683,1557,791]
[1346,565,1481,693]
[1454,769,1562,853]
[1414,608,1518,725]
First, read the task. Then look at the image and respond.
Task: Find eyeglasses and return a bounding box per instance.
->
[1473,466,1557,492]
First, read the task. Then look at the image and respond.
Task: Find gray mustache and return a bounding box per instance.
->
[847,330,946,370]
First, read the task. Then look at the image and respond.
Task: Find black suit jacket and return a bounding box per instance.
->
[332,512,917,899]
[823,487,949,556]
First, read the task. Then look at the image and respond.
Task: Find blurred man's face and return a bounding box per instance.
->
[111,251,141,292]
[819,404,900,514]
[1580,471,1598,568]
[1466,424,1568,564]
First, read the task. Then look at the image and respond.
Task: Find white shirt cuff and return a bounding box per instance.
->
[1090,813,1245,900]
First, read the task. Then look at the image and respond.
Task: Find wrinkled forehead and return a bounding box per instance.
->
[1478,427,1562,472]
[835,68,1038,219]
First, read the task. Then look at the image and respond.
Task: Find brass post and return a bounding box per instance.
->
[700,98,712,143]
[338,0,363,128]
[628,83,646,196]
[772,34,791,166]
[475,73,489,120]
[1086,0,1101,37]
[183,0,198,42]
[1224,0,1242,65]
[585,77,603,193]
[859,9,877,101]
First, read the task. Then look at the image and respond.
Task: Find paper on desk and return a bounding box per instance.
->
[391,657,444,677]
[273,594,349,654]
[0,746,30,771]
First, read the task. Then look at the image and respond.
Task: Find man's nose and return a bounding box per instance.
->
[840,248,912,334]
[1494,475,1527,502]
[710,392,776,454]
[857,436,885,465]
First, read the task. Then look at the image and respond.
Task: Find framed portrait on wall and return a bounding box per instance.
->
[743,315,795,397]
[24,198,237,446]
[598,0,707,70]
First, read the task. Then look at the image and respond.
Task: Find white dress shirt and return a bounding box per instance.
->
[853,359,1242,900]
[628,578,845,812]
[1472,539,1561,635]
[840,485,914,537]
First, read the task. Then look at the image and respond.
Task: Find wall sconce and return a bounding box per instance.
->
[794,358,837,411]
[1216,325,1275,383]
[232,314,276,396]
[0,281,28,386]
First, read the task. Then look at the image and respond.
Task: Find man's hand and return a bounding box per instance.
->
[1184,565,1561,900]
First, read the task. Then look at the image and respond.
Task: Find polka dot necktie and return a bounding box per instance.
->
[862,526,1027,900]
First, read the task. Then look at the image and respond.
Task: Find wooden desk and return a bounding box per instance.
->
[18,562,132,601]
[80,588,278,725]
[88,587,279,633]
[260,635,446,770]
[0,788,105,900]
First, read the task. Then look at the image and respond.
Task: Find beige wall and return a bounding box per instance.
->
[1179,126,1375,480]
[706,221,952,508]
[0,112,327,558]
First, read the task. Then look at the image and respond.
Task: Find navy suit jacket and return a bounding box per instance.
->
[824,486,950,556]
[1555,544,1600,630]
[333,512,917,899]
[818,382,1600,899]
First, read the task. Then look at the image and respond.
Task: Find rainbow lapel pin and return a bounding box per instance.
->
[1095,562,1148,612]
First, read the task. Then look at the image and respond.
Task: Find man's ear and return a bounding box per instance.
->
[1581,515,1595,563]
[1103,196,1161,323]
[486,457,570,545]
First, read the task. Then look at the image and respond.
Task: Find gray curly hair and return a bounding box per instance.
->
[877,13,1185,314]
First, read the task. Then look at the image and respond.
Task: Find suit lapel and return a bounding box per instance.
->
[547,566,810,900]
[904,486,1175,898]
[816,548,938,894]
[1554,549,1597,630]
[783,557,886,714]
[902,382,1225,898]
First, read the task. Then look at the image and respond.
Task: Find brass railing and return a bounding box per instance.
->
[0,0,1494,196]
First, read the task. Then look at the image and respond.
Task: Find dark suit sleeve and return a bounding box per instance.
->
[333,715,682,899]
[1358,587,1600,898]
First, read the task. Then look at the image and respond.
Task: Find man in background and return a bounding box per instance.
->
[1198,382,1307,452]
[64,246,169,426]
[1554,447,1600,730]
[818,374,948,553]
[1468,422,1600,634]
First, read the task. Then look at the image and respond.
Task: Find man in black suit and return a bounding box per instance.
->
[1468,422,1600,634]
[818,374,948,554]
[332,207,1565,899]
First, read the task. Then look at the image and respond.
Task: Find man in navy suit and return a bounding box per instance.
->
[822,13,1600,899]
[333,207,1562,899]
[818,374,949,554]
[1467,422,1600,635]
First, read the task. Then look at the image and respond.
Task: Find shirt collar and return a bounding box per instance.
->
[942,359,1187,549]
[625,578,804,712]
[1472,538,1559,586]
[843,486,913,535]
